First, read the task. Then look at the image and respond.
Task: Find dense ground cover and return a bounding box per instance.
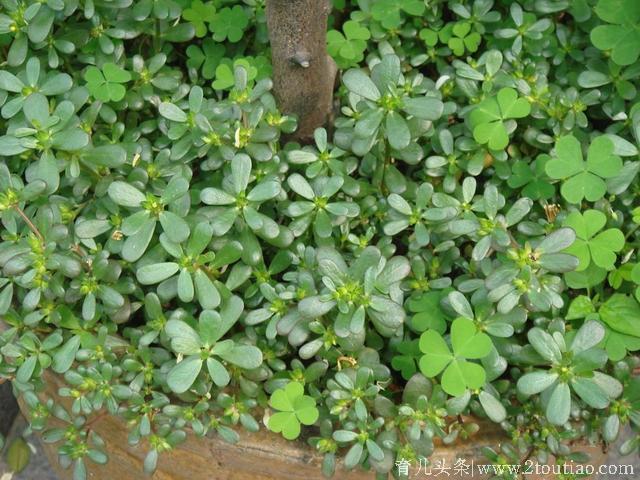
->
[1,0,640,478]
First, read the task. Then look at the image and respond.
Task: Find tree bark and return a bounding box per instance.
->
[266,0,337,142]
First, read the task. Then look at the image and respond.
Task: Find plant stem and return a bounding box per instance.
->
[373,138,387,191]
[625,224,639,240]
[13,206,44,245]
[153,19,161,53]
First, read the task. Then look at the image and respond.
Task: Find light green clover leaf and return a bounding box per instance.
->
[419,28,439,47]
[632,263,640,303]
[591,0,640,66]
[545,135,622,204]
[567,294,640,361]
[182,0,216,38]
[563,209,624,271]
[448,22,481,56]
[212,59,258,90]
[470,88,531,150]
[210,6,249,43]
[418,317,493,397]
[602,328,640,361]
[406,291,448,334]
[186,39,226,79]
[566,294,640,361]
[370,0,425,30]
[598,294,640,338]
[507,155,555,200]
[391,339,421,380]
[268,382,319,440]
[84,63,132,102]
[327,20,370,69]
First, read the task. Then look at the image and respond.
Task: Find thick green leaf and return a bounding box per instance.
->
[546,382,571,425]
[137,262,179,285]
[159,102,187,122]
[478,390,506,422]
[108,181,145,208]
[517,370,558,395]
[527,328,561,363]
[167,355,203,393]
[206,357,230,387]
[571,377,609,409]
[342,69,380,101]
[385,112,410,150]
[52,335,81,373]
[402,97,444,121]
[218,344,263,369]
[81,145,127,168]
[165,320,202,354]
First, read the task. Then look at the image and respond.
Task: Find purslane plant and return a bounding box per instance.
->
[1,1,640,479]
[164,296,263,393]
[517,321,622,426]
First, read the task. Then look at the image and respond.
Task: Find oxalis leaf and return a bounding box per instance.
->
[470,88,530,150]
[591,0,640,66]
[546,135,622,204]
[418,317,492,396]
[599,294,640,337]
[563,209,624,271]
[84,63,131,102]
[267,382,319,440]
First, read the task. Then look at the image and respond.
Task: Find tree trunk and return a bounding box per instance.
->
[266,0,337,142]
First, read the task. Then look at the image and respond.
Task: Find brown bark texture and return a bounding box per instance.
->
[266,0,337,142]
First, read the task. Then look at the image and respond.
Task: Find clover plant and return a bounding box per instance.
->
[327,21,370,69]
[370,0,425,30]
[442,22,482,56]
[545,135,622,204]
[470,87,531,150]
[267,381,319,440]
[419,317,493,397]
[84,63,132,103]
[591,0,640,66]
[563,209,625,272]
[1,2,640,479]
[182,0,216,38]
